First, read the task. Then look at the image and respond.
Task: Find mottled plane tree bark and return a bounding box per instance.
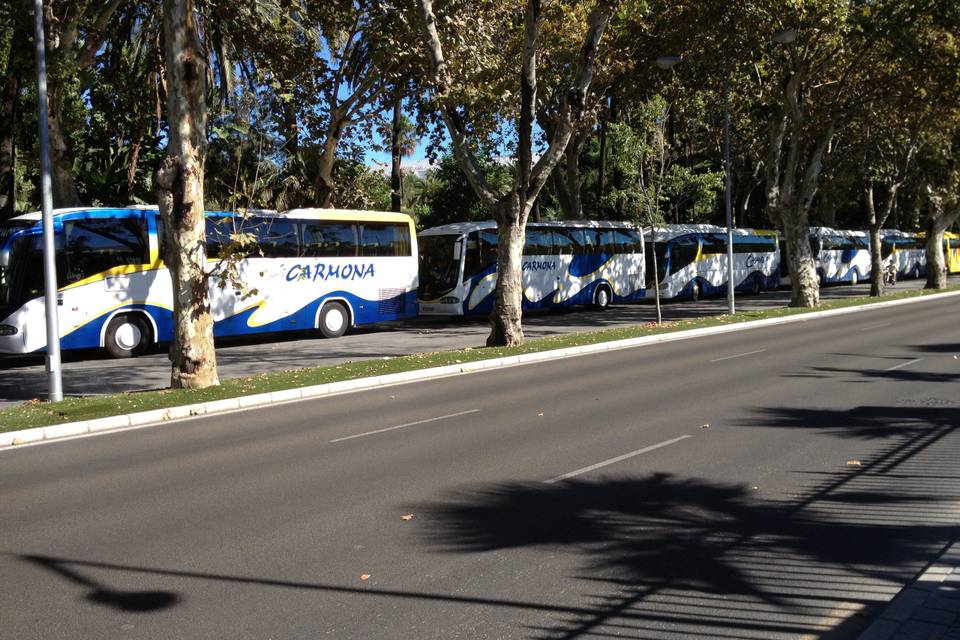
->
[155,0,219,389]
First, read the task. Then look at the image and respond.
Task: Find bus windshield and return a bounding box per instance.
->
[418,234,462,299]
[0,234,45,313]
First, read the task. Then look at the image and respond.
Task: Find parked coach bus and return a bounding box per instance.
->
[418,220,645,316]
[881,229,926,280]
[644,225,780,301]
[0,206,418,357]
[780,227,871,288]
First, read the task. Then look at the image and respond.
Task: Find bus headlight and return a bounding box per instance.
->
[0,324,18,336]
[440,296,460,304]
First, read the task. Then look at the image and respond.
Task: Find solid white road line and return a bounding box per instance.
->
[861,322,892,331]
[545,435,693,484]
[709,349,767,363]
[884,358,923,372]
[330,409,481,443]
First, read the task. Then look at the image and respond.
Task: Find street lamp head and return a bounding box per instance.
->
[772,28,798,44]
[655,55,681,70]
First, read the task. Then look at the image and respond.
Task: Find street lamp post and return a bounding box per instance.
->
[723,71,735,316]
[33,0,63,402]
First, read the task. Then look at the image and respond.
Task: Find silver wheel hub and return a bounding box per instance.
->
[324,308,345,332]
[114,322,141,351]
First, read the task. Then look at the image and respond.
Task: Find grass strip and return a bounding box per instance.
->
[3,284,958,432]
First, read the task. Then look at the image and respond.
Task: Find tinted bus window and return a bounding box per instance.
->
[524,228,554,255]
[360,222,411,257]
[553,229,575,255]
[253,217,299,258]
[669,237,698,273]
[63,217,149,282]
[302,221,358,257]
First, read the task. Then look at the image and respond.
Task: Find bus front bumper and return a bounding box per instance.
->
[418,301,464,316]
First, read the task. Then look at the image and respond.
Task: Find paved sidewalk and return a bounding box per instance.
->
[860,540,960,640]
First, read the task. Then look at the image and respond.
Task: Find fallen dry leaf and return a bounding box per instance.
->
[360,574,371,581]
[700,423,710,429]
[537,412,544,417]
[847,459,862,466]
[401,514,414,521]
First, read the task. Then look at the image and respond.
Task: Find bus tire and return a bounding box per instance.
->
[318,301,350,338]
[751,276,762,295]
[912,265,921,280]
[593,285,611,311]
[104,314,151,358]
[849,271,858,286]
[690,282,701,302]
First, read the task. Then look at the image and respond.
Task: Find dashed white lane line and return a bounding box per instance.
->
[330,409,481,443]
[545,435,693,484]
[709,349,768,363]
[861,322,892,331]
[884,358,923,372]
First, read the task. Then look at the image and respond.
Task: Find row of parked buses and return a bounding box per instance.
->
[0,206,956,357]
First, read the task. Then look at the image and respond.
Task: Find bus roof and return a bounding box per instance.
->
[810,226,868,238]
[642,225,768,242]
[282,208,413,224]
[419,219,640,237]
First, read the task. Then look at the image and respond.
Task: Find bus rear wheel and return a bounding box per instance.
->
[849,271,859,286]
[690,282,701,302]
[104,314,151,358]
[318,301,350,338]
[593,285,611,311]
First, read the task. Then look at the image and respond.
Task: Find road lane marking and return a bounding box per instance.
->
[862,322,891,331]
[330,409,480,443]
[885,358,922,372]
[709,349,767,363]
[545,435,693,484]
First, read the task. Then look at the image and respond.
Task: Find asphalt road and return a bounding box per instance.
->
[1,294,958,639]
[0,276,953,407]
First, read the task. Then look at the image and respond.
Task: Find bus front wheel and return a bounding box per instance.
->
[104,314,151,358]
[593,285,611,311]
[318,302,350,338]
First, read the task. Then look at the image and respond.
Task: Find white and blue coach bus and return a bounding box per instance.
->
[811,227,871,285]
[418,220,645,316]
[881,229,926,280]
[644,225,780,301]
[0,206,418,357]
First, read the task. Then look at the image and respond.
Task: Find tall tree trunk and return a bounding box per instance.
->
[126,139,141,203]
[488,196,526,346]
[156,0,219,389]
[865,182,884,297]
[0,36,18,219]
[924,217,948,290]
[45,84,81,206]
[316,116,343,208]
[390,96,402,212]
[777,207,820,307]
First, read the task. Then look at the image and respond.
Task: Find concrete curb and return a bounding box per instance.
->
[2,289,959,450]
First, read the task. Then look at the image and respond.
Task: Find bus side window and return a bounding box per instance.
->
[567,228,587,255]
[63,217,150,282]
[669,237,698,273]
[360,223,412,257]
[553,229,575,255]
[252,217,300,258]
[463,232,483,280]
[625,229,644,254]
[302,222,359,257]
[598,228,617,254]
[524,228,554,256]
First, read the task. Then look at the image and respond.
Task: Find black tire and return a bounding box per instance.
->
[593,285,611,311]
[751,276,762,296]
[104,314,151,358]
[849,270,858,286]
[690,281,701,302]
[912,265,921,280]
[318,301,350,338]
